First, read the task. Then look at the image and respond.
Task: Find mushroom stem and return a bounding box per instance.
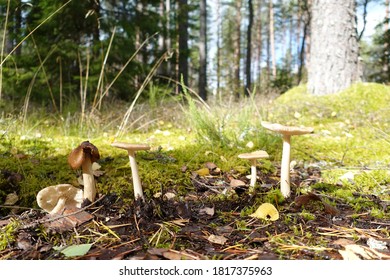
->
[81,156,96,202]
[280,135,291,198]
[128,150,144,201]
[50,197,67,215]
[249,159,257,188]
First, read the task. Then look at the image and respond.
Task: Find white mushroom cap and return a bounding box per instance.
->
[36,184,83,214]
[238,150,270,160]
[238,150,269,188]
[110,142,151,152]
[261,121,314,135]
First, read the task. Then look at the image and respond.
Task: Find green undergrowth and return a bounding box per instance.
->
[1,82,390,221]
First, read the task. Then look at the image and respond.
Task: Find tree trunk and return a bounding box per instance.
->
[216,0,221,99]
[308,0,359,95]
[269,0,276,79]
[178,0,189,93]
[245,0,253,96]
[198,0,207,101]
[233,0,242,99]
[255,0,263,90]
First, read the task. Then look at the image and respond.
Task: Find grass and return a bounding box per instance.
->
[1,82,390,212]
[0,82,390,260]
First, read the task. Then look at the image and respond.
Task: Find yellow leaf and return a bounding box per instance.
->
[194,168,210,176]
[250,203,279,221]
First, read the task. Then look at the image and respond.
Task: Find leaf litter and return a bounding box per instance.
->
[1,158,389,260]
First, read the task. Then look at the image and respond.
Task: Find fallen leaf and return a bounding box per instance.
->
[4,192,19,205]
[54,243,93,257]
[205,162,218,170]
[194,168,210,176]
[199,206,215,216]
[230,179,246,187]
[250,203,279,221]
[294,193,322,207]
[163,192,176,200]
[208,234,228,245]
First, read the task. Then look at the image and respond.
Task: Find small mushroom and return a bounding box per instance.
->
[68,141,100,202]
[36,184,83,214]
[111,142,151,201]
[238,150,269,189]
[261,121,313,198]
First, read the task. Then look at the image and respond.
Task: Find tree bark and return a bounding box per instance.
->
[198,0,207,101]
[245,0,253,96]
[178,0,189,93]
[233,0,242,99]
[269,0,276,79]
[308,0,359,95]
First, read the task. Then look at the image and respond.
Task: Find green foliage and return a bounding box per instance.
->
[0,219,20,250]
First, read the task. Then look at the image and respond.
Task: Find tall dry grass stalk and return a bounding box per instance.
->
[0,0,11,101]
[115,49,174,138]
[92,26,116,111]
[22,48,56,128]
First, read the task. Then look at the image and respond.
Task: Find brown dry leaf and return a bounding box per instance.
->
[205,162,218,170]
[338,249,361,260]
[199,206,215,216]
[334,238,390,260]
[230,179,246,187]
[4,192,19,205]
[323,202,339,216]
[294,192,322,207]
[208,234,228,245]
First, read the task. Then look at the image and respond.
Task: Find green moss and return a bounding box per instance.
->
[0,219,20,250]
[266,83,390,166]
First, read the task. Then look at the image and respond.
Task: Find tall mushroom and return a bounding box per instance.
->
[261,121,313,198]
[36,184,83,214]
[68,141,100,202]
[111,142,151,201]
[238,150,269,190]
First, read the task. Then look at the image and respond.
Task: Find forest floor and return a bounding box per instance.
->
[0,83,390,260]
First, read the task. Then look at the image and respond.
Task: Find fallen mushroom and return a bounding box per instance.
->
[238,150,269,190]
[36,184,83,214]
[111,142,151,201]
[68,141,100,202]
[261,121,313,198]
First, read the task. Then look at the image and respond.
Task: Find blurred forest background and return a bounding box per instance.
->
[0,0,389,113]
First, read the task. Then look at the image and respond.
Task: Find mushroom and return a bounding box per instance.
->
[261,121,313,198]
[238,150,269,189]
[36,184,83,214]
[68,141,100,202]
[111,142,151,201]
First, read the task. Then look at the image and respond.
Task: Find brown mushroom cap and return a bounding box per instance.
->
[36,184,83,214]
[238,150,269,160]
[110,142,151,152]
[261,121,314,136]
[68,141,100,169]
